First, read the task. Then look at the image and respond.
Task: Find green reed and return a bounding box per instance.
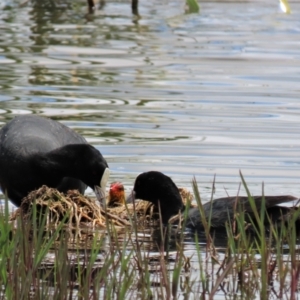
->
[0,176,299,299]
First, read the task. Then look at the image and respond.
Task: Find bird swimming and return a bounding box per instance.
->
[0,114,110,207]
[132,171,298,230]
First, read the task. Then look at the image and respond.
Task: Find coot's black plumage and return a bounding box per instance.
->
[132,171,297,230]
[0,115,109,207]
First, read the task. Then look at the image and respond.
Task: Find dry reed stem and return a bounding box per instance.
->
[9,185,195,231]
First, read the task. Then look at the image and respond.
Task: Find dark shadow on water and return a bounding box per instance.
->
[86,0,138,16]
[147,225,229,253]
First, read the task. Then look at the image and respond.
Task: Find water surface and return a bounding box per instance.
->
[1,1,300,200]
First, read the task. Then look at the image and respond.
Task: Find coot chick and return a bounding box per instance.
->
[0,115,110,207]
[132,171,298,230]
[108,182,126,207]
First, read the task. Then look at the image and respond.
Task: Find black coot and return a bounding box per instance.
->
[132,171,297,230]
[0,115,109,207]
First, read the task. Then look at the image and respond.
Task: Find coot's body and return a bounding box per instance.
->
[0,115,109,206]
[132,171,298,230]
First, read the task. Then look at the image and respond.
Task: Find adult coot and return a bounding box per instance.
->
[0,115,110,207]
[132,171,297,230]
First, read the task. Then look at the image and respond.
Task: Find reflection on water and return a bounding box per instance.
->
[1,1,299,200]
[0,0,300,296]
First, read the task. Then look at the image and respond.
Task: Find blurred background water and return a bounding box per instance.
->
[0,0,300,207]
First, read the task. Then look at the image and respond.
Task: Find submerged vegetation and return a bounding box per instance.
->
[0,178,299,299]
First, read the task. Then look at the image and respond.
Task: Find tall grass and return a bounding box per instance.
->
[192,174,300,299]
[0,177,299,299]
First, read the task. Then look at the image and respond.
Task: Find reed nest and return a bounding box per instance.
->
[10,185,194,230]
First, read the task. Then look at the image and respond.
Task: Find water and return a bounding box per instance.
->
[1,0,300,203]
[0,0,300,297]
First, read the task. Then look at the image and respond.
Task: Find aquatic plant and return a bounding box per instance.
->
[0,177,299,299]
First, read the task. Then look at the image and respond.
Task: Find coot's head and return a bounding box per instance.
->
[72,144,109,201]
[133,171,184,223]
[47,144,110,202]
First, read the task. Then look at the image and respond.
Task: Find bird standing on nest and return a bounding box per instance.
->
[0,115,110,207]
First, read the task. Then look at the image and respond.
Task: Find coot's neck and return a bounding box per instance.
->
[157,194,185,224]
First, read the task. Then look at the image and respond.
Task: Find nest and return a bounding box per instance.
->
[10,185,195,230]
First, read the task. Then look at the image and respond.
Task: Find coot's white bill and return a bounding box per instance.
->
[95,167,110,206]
